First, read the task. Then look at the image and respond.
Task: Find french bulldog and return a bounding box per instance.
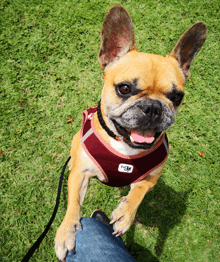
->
[55,5,206,261]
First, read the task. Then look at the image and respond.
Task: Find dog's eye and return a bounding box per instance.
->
[173,94,182,102]
[118,85,131,95]
[166,91,184,107]
[171,93,184,106]
[115,81,139,98]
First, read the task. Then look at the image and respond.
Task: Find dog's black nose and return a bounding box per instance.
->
[139,100,162,122]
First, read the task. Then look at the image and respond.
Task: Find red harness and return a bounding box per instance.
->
[80,107,169,187]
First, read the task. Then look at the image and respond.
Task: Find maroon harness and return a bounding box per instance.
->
[80,107,169,187]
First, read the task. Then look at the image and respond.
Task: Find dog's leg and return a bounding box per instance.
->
[110,162,166,236]
[55,164,89,261]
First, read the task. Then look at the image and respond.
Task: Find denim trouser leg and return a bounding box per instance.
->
[66,217,137,262]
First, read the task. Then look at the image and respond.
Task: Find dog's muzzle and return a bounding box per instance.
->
[112,99,174,149]
[136,99,163,126]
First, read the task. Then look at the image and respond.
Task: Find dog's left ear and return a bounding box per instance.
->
[98,5,136,70]
[170,22,207,80]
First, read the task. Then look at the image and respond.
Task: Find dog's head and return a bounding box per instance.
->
[98,5,206,150]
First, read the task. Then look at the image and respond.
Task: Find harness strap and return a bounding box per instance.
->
[81,128,94,144]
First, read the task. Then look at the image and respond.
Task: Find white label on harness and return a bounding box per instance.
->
[118,164,134,173]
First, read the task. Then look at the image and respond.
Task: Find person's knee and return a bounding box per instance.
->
[80,217,97,229]
[81,217,93,224]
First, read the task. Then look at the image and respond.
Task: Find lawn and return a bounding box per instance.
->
[0,0,219,261]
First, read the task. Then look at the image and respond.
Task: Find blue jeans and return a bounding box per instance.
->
[66,217,137,262]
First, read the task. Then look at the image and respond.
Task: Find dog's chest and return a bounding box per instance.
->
[110,138,143,155]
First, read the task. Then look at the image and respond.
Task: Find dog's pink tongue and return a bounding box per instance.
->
[130,130,155,143]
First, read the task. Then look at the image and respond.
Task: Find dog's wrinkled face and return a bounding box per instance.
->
[101,51,185,149]
[98,5,206,150]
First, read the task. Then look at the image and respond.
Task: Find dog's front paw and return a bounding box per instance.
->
[55,219,82,261]
[110,197,137,237]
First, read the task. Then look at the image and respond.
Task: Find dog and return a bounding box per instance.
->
[55,5,206,261]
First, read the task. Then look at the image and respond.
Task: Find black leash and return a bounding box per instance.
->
[21,102,116,261]
[21,156,71,262]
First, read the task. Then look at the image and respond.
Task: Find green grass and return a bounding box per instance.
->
[0,0,219,261]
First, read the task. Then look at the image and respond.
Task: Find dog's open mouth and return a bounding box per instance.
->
[112,120,161,149]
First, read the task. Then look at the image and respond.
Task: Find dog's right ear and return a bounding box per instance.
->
[98,5,136,70]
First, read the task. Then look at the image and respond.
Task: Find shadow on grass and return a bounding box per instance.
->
[120,179,189,262]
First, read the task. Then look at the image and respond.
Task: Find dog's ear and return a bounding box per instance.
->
[170,22,207,80]
[98,5,136,70]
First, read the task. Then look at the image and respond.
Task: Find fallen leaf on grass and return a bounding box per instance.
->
[65,117,73,123]
[199,151,205,157]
